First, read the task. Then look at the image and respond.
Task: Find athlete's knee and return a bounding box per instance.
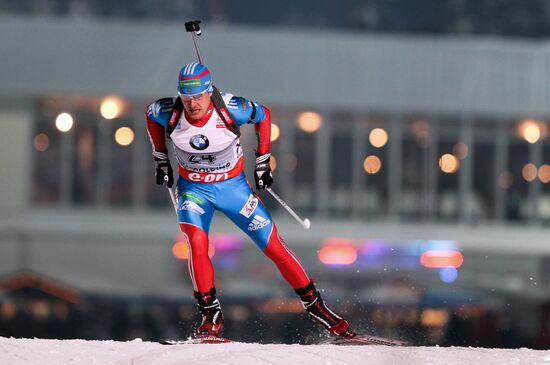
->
[179,223,209,257]
[263,226,292,261]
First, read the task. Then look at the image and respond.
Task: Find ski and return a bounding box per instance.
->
[320,333,407,346]
[159,335,233,345]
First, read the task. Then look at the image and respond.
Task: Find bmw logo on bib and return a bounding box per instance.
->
[189,134,209,150]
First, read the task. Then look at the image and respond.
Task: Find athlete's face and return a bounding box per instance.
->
[181,92,212,120]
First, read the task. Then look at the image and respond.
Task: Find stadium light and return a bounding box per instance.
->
[297,112,322,133]
[318,238,357,266]
[369,128,389,148]
[172,239,215,260]
[114,127,134,146]
[363,155,382,174]
[33,133,50,151]
[452,142,469,160]
[539,165,550,183]
[271,123,280,142]
[522,163,537,182]
[517,119,545,144]
[100,96,123,120]
[55,112,74,132]
[439,154,459,173]
[420,250,464,269]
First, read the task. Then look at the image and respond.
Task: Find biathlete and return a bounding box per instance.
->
[145,62,355,339]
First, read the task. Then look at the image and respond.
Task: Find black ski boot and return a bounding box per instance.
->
[194,287,224,337]
[295,280,356,338]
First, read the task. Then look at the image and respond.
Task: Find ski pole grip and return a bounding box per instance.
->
[185,20,202,35]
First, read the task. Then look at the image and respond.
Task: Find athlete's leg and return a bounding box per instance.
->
[215,175,353,336]
[176,179,216,293]
[215,174,310,289]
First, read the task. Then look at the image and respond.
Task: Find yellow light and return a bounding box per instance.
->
[498,171,514,189]
[114,127,135,146]
[452,142,469,160]
[100,96,123,119]
[172,238,215,260]
[270,155,277,171]
[369,128,389,148]
[297,112,322,133]
[33,133,50,152]
[522,163,537,182]
[271,123,280,142]
[55,112,74,132]
[172,241,189,260]
[363,155,382,174]
[518,119,541,144]
[538,164,550,183]
[439,154,459,173]
[421,309,449,328]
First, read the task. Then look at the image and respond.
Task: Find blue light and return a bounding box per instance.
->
[439,268,458,283]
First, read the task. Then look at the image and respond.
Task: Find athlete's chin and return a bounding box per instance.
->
[188,110,203,118]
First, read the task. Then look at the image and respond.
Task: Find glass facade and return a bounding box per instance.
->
[31,96,550,224]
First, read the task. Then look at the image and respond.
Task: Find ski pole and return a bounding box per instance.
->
[164,175,178,214]
[182,22,310,230]
[185,20,204,64]
[265,187,311,230]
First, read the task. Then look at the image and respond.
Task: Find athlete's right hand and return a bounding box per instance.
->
[154,150,174,188]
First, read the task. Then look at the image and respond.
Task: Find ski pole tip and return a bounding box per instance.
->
[303,218,311,230]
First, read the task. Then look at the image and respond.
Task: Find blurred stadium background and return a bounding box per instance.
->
[1,0,550,347]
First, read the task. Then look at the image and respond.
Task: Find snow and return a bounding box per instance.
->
[1,337,550,365]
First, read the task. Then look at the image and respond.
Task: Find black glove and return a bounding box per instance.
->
[254,152,273,190]
[154,149,174,188]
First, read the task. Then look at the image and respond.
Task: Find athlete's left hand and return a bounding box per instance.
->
[254,152,273,190]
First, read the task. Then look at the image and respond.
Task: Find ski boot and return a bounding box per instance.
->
[295,280,356,338]
[194,287,224,337]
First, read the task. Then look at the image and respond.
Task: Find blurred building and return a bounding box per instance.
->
[0,5,550,346]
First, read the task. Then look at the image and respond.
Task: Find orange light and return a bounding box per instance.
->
[297,112,322,133]
[363,155,382,174]
[439,154,460,173]
[452,142,469,160]
[172,238,215,260]
[33,133,50,152]
[522,163,537,182]
[538,165,550,183]
[420,250,463,269]
[498,171,514,189]
[318,238,357,265]
[270,155,277,171]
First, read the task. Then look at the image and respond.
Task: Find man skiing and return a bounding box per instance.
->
[145,62,355,340]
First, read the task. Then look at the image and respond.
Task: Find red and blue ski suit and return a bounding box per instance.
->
[146,92,310,293]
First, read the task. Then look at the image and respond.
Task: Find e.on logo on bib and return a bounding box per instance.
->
[188,172,229,183]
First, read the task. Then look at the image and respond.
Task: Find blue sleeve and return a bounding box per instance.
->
[145,97,176,127]
[226,96,266,127]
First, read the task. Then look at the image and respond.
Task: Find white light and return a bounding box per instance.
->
[271,123,280,142]
[114,127,135,146]
[369,128,389,148]
[55,112,74,132]
[100,96,123,119]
